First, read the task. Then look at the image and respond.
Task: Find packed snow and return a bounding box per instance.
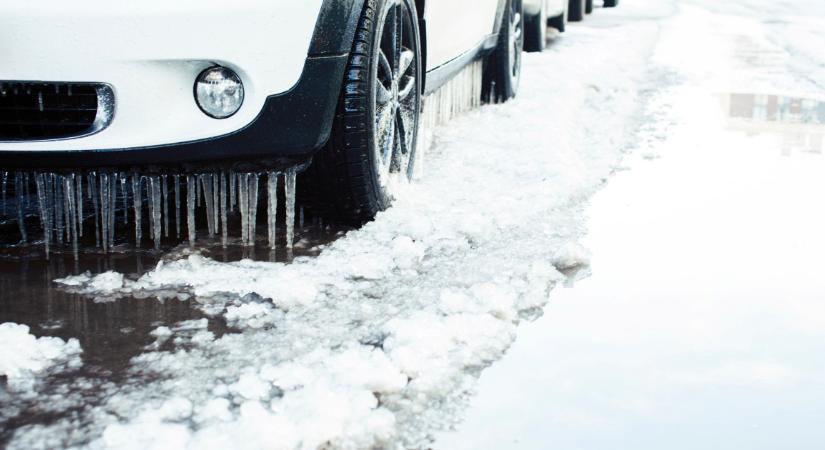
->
[6,0,686,448]
[439,0,825,448]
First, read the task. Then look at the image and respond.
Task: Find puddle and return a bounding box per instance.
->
[0,218,349,439]
[722,93,825,155]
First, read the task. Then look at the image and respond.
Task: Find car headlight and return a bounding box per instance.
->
[194,66,244,119]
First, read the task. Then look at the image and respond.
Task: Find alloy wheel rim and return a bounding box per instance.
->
[509,2,524,85]
[373,0,419,189]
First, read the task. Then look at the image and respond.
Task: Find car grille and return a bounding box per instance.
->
[0,81,114,141]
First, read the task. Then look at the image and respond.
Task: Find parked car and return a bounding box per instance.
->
[0,0,524,223]
[524,0,619,52]
[524,0,568,52]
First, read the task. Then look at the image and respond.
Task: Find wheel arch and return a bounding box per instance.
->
[309,0,369,56]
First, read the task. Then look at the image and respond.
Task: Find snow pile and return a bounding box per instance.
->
[99,346,407,450]
[57,271,125,296]
[0,323,82,392]
[551,242,592,271]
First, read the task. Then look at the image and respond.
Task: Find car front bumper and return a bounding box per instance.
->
[0,55,347,170]
[0,0,362,170]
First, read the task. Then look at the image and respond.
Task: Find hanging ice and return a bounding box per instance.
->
[132,173,142,247]
[285,167,297,251]
[150,176,162,250]
[267,172,278,249]
[187,175,196,247]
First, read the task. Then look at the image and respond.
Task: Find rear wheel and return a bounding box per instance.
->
[483,0,524,102]
[604,0,619,7]
[524,2,547,52]
[568,0,586,22]
[585,0,593,14]
[310,0,422,223]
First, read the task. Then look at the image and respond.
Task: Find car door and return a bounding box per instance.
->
[423,0,501,70]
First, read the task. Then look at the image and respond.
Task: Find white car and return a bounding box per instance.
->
[0,0,524,226]
[523,0,619,52]
[524,0,568,52]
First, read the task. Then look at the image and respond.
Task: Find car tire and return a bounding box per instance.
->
[524,2,547,52]
[548,8,567,33]
[568,0,586,22]
[483,0,524,103]
[604,0,618,7]
[308,0,422,223]
[585,0,593,14]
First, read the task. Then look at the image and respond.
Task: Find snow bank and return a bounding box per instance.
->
[0,323,82,392]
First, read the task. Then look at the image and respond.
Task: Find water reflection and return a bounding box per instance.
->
[0,220,348,364]
[0,252,205,371]
[723,93,825,155]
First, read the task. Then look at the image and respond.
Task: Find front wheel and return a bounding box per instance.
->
[310,0,422,223]
[604,0,619,7]
[585,0,593,14]
[483,0,524,103]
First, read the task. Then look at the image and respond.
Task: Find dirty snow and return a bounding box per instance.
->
[8,1,669,448]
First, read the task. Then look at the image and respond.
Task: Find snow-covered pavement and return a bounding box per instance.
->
[438,0,825,448]
[3,0,824,448]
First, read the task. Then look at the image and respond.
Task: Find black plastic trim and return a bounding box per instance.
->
[309,0,367,56]
[0,55,349,171]
[423,35,498,95]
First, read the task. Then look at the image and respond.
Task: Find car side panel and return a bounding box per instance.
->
[423,0,501,70]
[524,0,566,17]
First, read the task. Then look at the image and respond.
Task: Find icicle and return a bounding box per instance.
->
[267,172,278,249]
[15,173,28,243]
[132,173,142,247]
[299,206,305,230]
[146,176,154,242]
[187,175,196,247]
[285,167,297,251]
[150,176,162,250]
[108,174,117,250]
[162,175,169,238]
[54,175,64,245]
[220,172,228,247]
[238,173,248,246]
[76,174,84,238]
[99,172,110,252]
[212,173,220,236]
[248,173,259,247]
[121,176,129,224]
[197,176,203,208]
[35,173,51,258]
[90,172,100,248]
[64,177,78,258]
[201,174,215,236]
[229,170,236,212]
[174,175,181,239]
